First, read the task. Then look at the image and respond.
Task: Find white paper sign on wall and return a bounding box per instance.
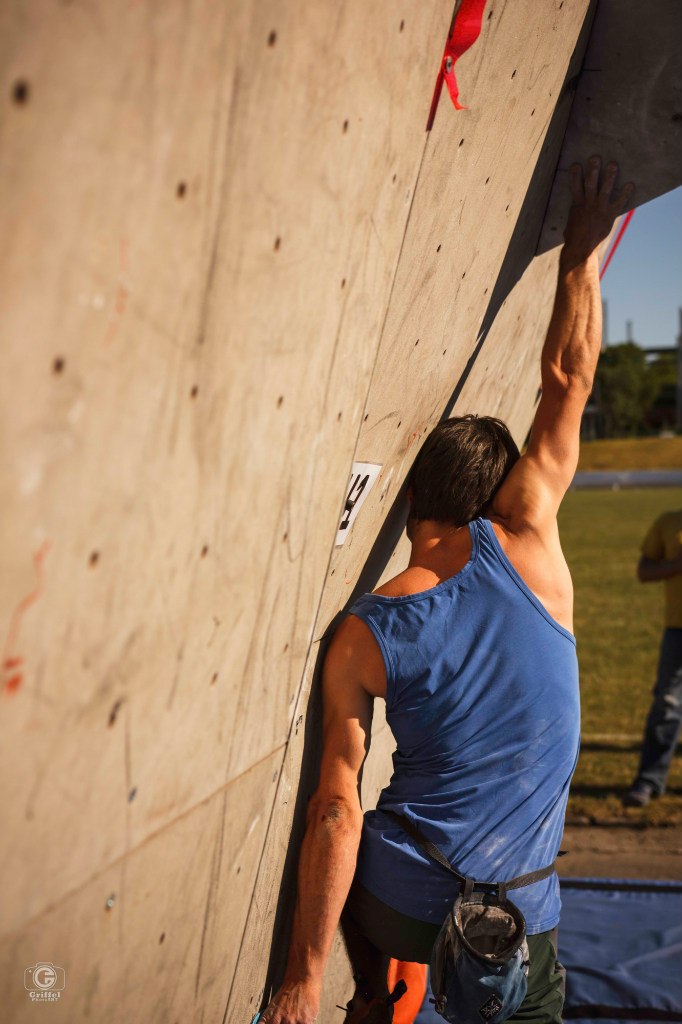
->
[335,463,382,546]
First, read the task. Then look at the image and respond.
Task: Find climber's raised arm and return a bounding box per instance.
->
[491,156,634,531]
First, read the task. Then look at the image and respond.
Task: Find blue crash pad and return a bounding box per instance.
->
[559,877,682,1020]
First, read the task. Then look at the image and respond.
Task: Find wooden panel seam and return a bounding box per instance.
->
[0,741,287,947]
[223,121,437,1020]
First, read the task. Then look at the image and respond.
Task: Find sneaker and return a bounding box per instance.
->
[341,980,407,1024]
[623,781,656,807]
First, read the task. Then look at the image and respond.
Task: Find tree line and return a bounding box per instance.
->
[590,343,678,437]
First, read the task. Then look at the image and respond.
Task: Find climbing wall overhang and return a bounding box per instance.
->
[1,1,680,1022]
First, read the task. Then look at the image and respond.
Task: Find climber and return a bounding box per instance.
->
[256,156,634,1024]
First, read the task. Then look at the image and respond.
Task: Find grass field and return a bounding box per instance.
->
[577,436,682,471]
[558,486,682,825]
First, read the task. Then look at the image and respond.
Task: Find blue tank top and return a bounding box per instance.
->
[347,516,580,934]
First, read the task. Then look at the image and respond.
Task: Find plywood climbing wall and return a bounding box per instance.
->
[0,0,617,1020]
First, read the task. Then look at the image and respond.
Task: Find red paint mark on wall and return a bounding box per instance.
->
[427,0,488,130]
[5,674,23,693]
[2,540,51,696]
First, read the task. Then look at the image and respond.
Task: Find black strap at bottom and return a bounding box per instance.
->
[383,810,558,899]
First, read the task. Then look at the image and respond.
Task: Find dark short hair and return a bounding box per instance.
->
[405,414,520,527]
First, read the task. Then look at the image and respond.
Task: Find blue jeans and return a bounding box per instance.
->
[636,627,682,795]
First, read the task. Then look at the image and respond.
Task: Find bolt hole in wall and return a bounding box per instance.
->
[342,119,349,133]
[89,551,100,568]
[108,698,123,727]
[52,357,65,374]
[176,181,186,198]
[273,236,281,251]
[12,79,29,103]
[267,30,276,46]
[190,385,199,398]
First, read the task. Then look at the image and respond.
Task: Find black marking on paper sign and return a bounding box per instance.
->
[335,463,382,546]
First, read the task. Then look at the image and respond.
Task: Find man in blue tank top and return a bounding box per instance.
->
[259,157,634,1024]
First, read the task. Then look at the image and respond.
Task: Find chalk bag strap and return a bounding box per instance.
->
[383,809,557,895]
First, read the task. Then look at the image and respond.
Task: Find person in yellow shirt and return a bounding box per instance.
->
[624,508,682,807]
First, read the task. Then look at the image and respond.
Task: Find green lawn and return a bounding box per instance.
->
[558,488,682,824]
[577,436,682,471]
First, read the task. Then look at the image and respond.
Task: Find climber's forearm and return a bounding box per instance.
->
[283,796,363,990]
[540,248,601,396]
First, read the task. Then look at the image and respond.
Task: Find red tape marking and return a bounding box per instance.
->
[427,0,488,130]
[599,209,635,280]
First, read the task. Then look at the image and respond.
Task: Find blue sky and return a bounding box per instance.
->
[600,185,682,350]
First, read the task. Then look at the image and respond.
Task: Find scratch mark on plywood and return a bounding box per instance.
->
[195,788,227,999]
[284,476,307,565]
[165,644,186,711]
[318,286,351,439]
[195,66,241,348]
[369,215,386,257]
[198,4,243,292]
[224,512,284,775]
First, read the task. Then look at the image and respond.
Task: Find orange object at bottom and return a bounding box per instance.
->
[386,960,428,1024]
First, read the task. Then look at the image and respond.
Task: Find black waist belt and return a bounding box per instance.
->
[383,809,562,902]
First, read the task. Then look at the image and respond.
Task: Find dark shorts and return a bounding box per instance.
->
[343,879,566,1024]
